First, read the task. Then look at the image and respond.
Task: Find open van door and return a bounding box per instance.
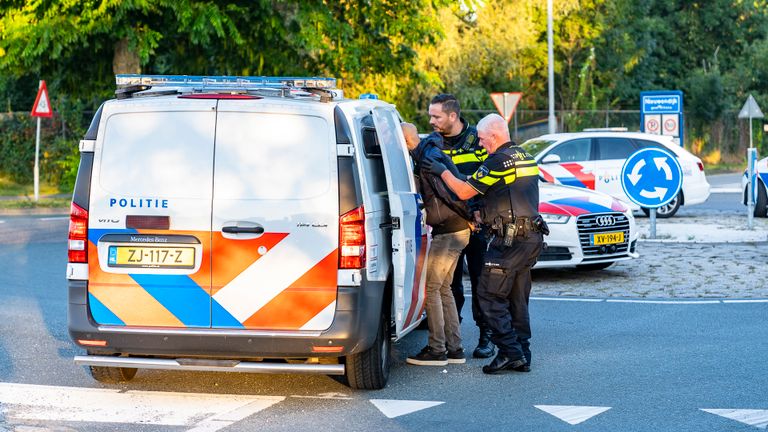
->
[371,107,429,339]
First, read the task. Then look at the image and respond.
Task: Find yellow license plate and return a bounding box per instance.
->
[591,232,624,245]
[108,246,195,269]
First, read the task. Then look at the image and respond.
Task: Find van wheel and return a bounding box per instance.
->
[88,365,138,383]
[345,313,390,390]
[754,180,767,218]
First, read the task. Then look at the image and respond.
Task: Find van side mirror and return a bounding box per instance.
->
[541,154,561,164]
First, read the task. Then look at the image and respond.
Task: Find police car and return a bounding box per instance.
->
[522,132,710,218]
[67,75,431,390]
[742,156,768,217]
[536,182,639,270]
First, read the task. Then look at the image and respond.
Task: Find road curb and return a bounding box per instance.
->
[0,207,69,216]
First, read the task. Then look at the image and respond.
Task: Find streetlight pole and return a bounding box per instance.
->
[547,0,556,134]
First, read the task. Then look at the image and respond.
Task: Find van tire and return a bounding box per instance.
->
[88,365,138,383]
[345,313,390,390]
[754,180,767,218]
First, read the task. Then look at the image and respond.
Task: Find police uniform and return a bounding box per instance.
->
[441,119,495,358]
[466,141,546,371]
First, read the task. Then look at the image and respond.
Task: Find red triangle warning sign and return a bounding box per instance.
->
[490,92,522,123]
[31,80,53,118]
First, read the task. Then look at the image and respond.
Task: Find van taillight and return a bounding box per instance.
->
[697,161,705,172]
[339,206,366,269]
[68,203,88,263]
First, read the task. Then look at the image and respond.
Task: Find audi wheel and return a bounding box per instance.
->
[641,191,681,218]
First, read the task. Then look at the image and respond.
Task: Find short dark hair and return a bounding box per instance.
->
[430,94,461,116]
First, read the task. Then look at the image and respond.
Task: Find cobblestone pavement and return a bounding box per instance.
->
[532,241,768,298]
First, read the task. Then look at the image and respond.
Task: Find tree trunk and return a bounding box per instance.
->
[113,38,141,75]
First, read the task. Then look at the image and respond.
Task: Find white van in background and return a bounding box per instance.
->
[67,75,429,390]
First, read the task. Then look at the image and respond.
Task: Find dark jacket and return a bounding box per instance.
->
[411,133,471,235]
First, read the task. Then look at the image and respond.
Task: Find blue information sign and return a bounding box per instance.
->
[620,148,683,208]
[640,90,684,147]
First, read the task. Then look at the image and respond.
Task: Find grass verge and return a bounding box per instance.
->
[0,197,70,209]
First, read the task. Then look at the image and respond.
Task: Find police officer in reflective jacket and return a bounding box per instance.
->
[422,113,548,374]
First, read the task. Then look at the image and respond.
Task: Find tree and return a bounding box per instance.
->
[0,1,446,109]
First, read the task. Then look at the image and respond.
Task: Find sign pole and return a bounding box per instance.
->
[30,79,53,202]
[739,95,764,229]
[747,148,757,230]
[650,208,656,239]
[34,117,41,202]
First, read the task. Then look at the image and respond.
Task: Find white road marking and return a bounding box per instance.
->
[39,216,69,221]
[723,299,768,304]
[0,382,283,431]
[370,399,444,418]
[535,405,611,425]
[606,299,721,304]
[710,187,741,193]
[701,409,768,429]
[531,297,605,302]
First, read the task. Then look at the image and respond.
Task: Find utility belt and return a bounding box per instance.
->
[487,215,549,247]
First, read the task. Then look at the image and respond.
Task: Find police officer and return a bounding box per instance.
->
[422,113,548,374]
[428,94,495,359]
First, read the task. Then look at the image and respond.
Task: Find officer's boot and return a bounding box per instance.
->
[472,327,495,359]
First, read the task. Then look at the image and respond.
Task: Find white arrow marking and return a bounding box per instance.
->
[370,399,444,418]
[0,382,283,431]
[654,157,673,180]
[535,405,611,425]
[639,187,667,200]
[701,409,768,429]
[626,159,646,186]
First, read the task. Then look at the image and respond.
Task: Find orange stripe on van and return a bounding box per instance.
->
[241,250,338,330]
[88,242,184,327]
[208,232,289,295]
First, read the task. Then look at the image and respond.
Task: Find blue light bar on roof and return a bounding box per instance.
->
[115,74,337,90]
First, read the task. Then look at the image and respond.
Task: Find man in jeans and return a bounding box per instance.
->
[401,123,471,366]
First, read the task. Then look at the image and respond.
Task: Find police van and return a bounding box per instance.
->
[67,75,430,390]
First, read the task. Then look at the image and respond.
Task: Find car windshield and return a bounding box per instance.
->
[521,139,554,156]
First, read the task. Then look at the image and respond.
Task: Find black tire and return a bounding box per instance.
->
[345,313,391,390]
[754,180,768,218]
[88,365,138,383]
[641,191,681,218]
[576,262,613,271]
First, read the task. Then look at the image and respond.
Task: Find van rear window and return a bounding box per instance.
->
[213,112,331,200]
[99,111,215,199]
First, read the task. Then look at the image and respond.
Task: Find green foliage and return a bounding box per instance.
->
[3,0,768,186]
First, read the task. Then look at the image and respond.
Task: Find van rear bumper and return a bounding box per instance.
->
[68,277,386,360]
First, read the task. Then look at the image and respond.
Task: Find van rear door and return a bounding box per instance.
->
[210,102,338,330]
[372,107,429,338]
[87,100,216,328]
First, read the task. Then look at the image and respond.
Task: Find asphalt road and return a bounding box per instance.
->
[0,215,766,431]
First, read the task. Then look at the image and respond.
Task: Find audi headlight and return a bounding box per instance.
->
[541,213,570,224]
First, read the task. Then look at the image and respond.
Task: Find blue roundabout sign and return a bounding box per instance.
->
[620,148,683,208]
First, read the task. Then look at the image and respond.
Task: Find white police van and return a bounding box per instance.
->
[67,75,430,390]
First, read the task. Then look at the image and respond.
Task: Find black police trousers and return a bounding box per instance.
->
[476,233,543,363]
[450,230,486,326]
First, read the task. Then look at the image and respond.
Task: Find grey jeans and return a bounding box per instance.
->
[426,228,471,352]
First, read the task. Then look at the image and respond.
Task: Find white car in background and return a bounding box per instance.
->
[522,132,710,218]
[536,182,639,270]
[742,156,768,217]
